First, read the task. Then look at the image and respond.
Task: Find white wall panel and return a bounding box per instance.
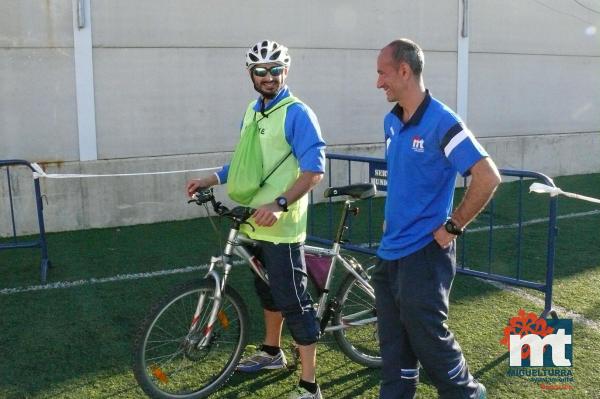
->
[484,133,600,176]
[470,0,600,55]
[468,53,600,136]
[0,0,73,47]
[91,0,457,50]
[0,49,79,161]
[93,48,252,159]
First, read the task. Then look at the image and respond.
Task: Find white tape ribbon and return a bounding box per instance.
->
[529,182,562,197]
[31,163,219,180]
[529,182,600,204]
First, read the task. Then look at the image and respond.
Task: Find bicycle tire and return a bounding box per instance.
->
[332,270,381,368]
[133,278,249,399]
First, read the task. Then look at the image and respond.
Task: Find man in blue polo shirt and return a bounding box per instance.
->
[373,38,501,399]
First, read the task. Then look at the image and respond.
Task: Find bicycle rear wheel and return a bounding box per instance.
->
[333,271,381,368]
[133,278,248,399]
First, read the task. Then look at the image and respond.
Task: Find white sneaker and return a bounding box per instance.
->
[288,385,322,399]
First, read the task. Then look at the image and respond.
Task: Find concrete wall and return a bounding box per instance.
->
[1,0,599,235]
[468,0,600,175]
[89,0,458,158]
[0,0,78,162]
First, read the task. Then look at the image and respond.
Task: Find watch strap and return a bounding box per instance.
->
[444,219,464,236]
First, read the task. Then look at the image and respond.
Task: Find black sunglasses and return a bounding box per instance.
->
[252,66,285,77]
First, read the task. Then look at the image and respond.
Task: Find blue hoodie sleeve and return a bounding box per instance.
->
[215,164,230,184]
[284,102,326,173]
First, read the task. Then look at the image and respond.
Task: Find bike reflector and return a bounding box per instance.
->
[151,366,169,384]
[218,310,230,329]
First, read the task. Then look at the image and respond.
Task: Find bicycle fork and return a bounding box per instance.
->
[188,229,239,349]
[188,263,224,349]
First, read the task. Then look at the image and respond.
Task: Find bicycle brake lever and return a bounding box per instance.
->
[188,192,199,204]
[241,220,256,232]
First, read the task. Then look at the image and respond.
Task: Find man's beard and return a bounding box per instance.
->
[253,81,280,100]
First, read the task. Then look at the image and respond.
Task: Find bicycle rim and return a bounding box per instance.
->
[333,275,381,368]
[134,280,248,399]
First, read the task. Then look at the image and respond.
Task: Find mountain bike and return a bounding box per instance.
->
[132,183,381,399]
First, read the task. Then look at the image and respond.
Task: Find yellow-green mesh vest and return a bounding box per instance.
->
[239,96,308,243]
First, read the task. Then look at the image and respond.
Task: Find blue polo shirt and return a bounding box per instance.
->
[216,86,326,183]
[377,91,488,260]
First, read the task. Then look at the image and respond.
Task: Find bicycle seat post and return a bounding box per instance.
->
[333,199,354,245]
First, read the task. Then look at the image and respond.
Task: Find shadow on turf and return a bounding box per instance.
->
[223,367,295,397]
[216,340,382,398]
[319,367,379,398]
[473,352,510,380]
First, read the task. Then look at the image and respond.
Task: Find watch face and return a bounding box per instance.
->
[444,221,452,233]
[277,197,287,208]
[445,220,461,235]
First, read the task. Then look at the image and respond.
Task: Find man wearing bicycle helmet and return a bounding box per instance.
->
[373,39,500,399]
[187,40,325,399]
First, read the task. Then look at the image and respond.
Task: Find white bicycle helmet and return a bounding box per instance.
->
[246,40,291,69]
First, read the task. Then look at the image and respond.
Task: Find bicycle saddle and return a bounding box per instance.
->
[323,183,377,199]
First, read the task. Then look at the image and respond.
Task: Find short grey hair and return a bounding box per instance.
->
[385,38,424,76]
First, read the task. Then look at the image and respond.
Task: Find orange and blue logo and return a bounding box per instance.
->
[501,309,574,390]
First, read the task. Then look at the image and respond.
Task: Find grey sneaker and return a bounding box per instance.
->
[288,385,322,399]
[236,350,287,372]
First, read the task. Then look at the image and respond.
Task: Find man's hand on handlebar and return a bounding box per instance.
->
[186,176,281,227]
[252,202,282,227]
[186,175,217,197]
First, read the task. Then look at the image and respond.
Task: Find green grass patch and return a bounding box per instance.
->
[1,173,599,398]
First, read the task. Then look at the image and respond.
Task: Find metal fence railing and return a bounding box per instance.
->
[1,159,52,284]
[308,153,558,318]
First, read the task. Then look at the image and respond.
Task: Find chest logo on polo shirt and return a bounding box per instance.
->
[411,135,424,153]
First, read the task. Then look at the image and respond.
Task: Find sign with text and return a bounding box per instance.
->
[368,161,388,192]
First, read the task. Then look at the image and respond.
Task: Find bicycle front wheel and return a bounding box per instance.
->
[333,272,381,368]
[133,279,248,399]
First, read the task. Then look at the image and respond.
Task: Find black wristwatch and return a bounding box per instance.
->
[444,218,464,236]
[275,196,288,212]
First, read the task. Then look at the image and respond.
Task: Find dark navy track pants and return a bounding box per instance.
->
[372,240,480,399]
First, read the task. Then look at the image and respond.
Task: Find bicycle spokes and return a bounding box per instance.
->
[134,281,249,397]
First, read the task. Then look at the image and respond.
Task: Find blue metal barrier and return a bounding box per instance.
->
[308,153,558,318]
[0,159,52,284]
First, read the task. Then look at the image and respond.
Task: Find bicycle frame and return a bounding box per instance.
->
[306,246,376,332]
[305,197,376,332]
[189,193,376,345]
[133,184,380,398]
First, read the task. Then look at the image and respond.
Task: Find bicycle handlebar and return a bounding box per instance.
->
[189,188,255,223]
